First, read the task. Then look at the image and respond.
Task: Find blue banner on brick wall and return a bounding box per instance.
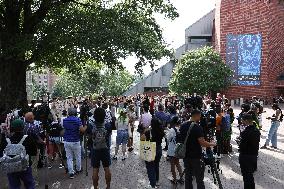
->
[226,34,262,86]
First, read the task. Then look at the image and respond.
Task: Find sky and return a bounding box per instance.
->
[123,0,215,75]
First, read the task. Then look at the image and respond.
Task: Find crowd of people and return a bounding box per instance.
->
[0,93,282,189]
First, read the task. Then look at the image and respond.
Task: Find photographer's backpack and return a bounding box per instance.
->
[92,125,108,150]
[0,135,29,174]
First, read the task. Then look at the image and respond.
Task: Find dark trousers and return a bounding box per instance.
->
[239,154,257,189]
[145,145,162,187]
[183,158,205,189]
[7,167,35,189]
[216,130,222,156]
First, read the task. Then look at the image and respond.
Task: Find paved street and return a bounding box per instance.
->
[1,107,284,189]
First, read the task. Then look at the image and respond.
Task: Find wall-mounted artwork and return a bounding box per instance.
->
[226,34,262,86]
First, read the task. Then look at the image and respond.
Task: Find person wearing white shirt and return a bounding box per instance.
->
[167,116,184,185]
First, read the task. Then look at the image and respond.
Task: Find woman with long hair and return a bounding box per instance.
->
[113,109,129,160]
[127,105,136,152]
[261,103,283,149]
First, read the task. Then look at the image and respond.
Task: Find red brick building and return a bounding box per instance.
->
[215,0,284,102]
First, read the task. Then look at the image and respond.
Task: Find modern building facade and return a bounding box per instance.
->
[123,10,215,96]
[125,0,284,102]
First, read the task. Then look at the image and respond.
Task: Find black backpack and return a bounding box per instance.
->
[49,122,63,137]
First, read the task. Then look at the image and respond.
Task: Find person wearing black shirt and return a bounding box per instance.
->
[239,113,260,189]
[141,118,165,188]
[0,119,37,189]
[179,110,216,189]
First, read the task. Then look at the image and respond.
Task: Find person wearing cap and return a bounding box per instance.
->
[239,113,260,189]
[167,116,184,185]
[62,108,87,179]
[113,108,129,161]
[0,119,37,189]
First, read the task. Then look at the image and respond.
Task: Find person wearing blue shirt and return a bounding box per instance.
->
[155,104,170,152]
[63,108,87,179]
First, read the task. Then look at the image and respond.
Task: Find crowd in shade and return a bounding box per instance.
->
[0,93,282,189]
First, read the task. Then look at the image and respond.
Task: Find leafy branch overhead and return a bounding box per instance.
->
[0,0,178,73]
[169,47,233,95]
[52,62,134,97]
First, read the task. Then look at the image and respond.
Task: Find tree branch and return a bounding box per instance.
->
[69,0,92,7]
[23,0,73,34]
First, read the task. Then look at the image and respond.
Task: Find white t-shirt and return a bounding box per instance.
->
[116,119,129,130]
[140,113,152,129]
[167,127,178,157]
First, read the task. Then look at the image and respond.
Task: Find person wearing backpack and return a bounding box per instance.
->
[261,103,283,149]
[179,109,216,189]
[62,108,87,179]
[47,121,64,169]
[23,112,44,184]
[167,116,184,185]
[87,108,112,189]
[0,119,37,189]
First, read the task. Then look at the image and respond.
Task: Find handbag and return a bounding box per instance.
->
[174,122,195,159]
[137,115,144,133]
[111,116,116,130]
[140,130,156,162]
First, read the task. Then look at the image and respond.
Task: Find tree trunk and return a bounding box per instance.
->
[0,58,28,111]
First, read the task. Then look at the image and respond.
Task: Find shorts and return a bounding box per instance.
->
[116,130,128,145]
[91,149,111,168]
[49,137,63,144]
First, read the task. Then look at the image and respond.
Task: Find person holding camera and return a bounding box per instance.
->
[179,109,216,189]
[239,113,260,189]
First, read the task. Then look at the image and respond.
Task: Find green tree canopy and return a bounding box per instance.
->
[0,0,178,110]
[52,63,134,98]
[169,47,233,96]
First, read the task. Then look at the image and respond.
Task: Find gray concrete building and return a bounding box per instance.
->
[123,9,215,96]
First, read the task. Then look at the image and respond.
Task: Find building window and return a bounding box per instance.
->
[188,37,212,43]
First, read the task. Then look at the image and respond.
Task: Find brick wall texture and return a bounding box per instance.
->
[215,0,284,102]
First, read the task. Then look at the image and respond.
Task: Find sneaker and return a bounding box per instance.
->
[48,165,52,169]
[260,145,267,149]
[145,185,157,189]
[271,146,278,149]
[177,178,184,184]
[112,156,118,160]
[169,179,177,185]
[128,147,134,152]
[122,156,126,161]
[69,174,75,179]
[156,181,160,187]
[76,169,83,174]
[59,164,64,169]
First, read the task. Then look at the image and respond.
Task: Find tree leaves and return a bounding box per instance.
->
[0,0,178,73]
[52,62,134,97]
[169,47,233,95]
